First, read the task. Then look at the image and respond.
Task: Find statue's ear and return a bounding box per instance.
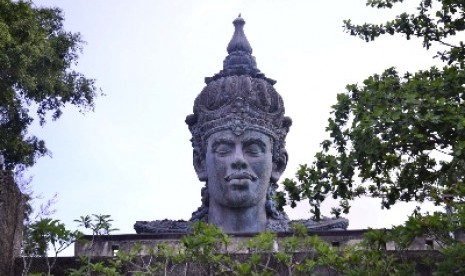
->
[271,149,288,183]
[193,150,207,181]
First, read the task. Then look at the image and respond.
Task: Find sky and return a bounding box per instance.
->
[25,0,445,252]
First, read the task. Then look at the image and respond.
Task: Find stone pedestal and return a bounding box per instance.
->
[0,171,24,275]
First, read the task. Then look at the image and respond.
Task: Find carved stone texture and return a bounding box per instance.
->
[0,171,24,275]
[135,217,349,234]
[134,219,191,234]
[186,15,293,234]
[135,15,348,234]
[205,15,275,85]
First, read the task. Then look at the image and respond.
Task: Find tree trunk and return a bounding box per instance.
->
[0,171,24,275]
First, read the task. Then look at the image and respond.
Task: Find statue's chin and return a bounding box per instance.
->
[219,192,259,208]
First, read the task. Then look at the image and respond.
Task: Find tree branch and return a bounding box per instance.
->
[438,40,459,49]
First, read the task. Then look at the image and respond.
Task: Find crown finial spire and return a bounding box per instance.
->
[227,15,252,54]
[205,16,275,85]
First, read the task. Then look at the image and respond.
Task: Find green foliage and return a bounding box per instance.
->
[239,231,278,275]
[23,218,80,257]
[22,217,81,275]
[180,221,231,274]
[21,214,119,276]
[272,2,465,274]
[280,0,465,220]
[345,0,465,67]
[362,228,390,250]
[436,242,465,275]
[70,221,233,276]
[244,231,276,252]
[182,222,230,257]
[74,214,119,236]
[0,0,100,169]
[22,219,461,275]
[68,214,120,276]
[68,256,122,276]
[233,261,253,275]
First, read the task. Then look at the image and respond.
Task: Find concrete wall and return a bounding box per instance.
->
[74,229,463,257]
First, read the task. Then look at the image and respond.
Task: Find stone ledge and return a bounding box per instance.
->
[75,229,465,257]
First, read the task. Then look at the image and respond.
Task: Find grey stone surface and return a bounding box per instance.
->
[135,15,348,234]
[134,217,348,234]
[0,171,24,275]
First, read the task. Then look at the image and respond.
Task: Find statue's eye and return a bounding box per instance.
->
[245,143,264,156]
[214,144,233,156]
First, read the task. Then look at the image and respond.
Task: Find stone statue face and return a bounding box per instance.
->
[204,129,273,208]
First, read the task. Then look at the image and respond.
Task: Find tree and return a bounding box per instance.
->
[22,218,80,276]
[0,0,100,170]
[279,0,465,219]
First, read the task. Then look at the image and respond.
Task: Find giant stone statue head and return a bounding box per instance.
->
[185,16,292,233]
[133,16,349,234]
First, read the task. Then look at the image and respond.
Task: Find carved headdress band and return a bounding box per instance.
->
[185,15,292,160]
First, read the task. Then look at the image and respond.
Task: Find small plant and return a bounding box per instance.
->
[69,214,119,275]
[20,190,81,276]
[180,221,231,275]
[237,231,278,275]
[22,218,81,276]
[74,214,119,236]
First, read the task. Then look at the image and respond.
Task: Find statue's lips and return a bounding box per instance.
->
[227,179,251,190]
[224,172,257,190]
[224,172,258,182]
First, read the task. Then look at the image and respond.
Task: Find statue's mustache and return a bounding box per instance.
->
[224,171,258,181]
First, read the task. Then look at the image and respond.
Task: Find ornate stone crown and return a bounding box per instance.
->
[185,15,292,160]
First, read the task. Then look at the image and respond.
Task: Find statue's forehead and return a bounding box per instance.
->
[207,129,272,145]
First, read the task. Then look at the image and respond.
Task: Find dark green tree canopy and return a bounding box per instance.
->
[279,0,465,219]
[0,0,99,169]
[345,0,465,67]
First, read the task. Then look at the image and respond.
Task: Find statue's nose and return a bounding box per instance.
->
[231,150,247,170]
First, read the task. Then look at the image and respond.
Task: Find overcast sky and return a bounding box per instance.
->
[27,0,444,250]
